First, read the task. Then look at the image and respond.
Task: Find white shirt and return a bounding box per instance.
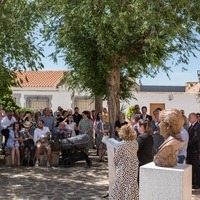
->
[0,116,16,130]
[33,126,50,144]
[142,114,147,119]
[65,122,76,137]
[178,127,189,157]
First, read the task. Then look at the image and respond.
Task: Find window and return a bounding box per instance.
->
[74,96,94,113]
[12,94,21,107]
[26,96,50,111]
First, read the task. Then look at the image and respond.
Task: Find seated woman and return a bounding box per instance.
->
[20,121,35,166]
[64,114,77,137]
[110,124,139,200]
[55,121,72,140]
[6,122,21,166]
[54,121,72,158]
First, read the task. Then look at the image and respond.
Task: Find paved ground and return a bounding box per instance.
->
[0,151,199,200]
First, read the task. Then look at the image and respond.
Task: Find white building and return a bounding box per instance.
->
[12,71,200,116]
[123,83,200,117]
[12,71,95,112]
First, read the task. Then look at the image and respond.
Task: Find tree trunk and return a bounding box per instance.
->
[106,66,121,138]
[95,95,103,115]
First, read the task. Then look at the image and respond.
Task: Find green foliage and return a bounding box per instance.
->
[41,0,200,102]
[0,0,44,71]
[16,107,35,115]
[126,105,136,121]
[0,91,20,112]
[0,0,45,93]
[0,68,19,112]
[0,67,16,96]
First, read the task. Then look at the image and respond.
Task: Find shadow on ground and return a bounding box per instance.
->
[0,151,109,200]
[0,152,199,200]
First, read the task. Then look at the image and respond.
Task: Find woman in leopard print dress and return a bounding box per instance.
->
[110,124,139,200]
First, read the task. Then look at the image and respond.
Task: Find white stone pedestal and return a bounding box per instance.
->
[106,138,119,195]
[139,162,192,200]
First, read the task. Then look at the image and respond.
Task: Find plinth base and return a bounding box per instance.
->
[139,162,192,200]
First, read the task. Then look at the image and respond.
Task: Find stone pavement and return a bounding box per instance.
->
[0,151,199,200]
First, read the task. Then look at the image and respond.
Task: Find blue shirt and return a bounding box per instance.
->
[41,115,55,132]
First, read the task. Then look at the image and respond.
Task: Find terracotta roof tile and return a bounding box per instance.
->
[16,70,68,87]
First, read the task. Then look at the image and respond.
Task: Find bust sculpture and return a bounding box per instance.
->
[153,109,185,167]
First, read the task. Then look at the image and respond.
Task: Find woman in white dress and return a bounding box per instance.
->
[110,124,139,200]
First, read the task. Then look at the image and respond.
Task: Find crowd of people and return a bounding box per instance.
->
[0,104,200,198]
[110,106,200,200]
[0,106,94,167]
[0,106,113,166]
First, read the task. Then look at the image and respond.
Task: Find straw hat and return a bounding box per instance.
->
[22,121,33,128]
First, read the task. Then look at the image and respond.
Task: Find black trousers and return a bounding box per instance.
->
[187,153,200,185]
[20,144,35,165]
[1,129,9,146]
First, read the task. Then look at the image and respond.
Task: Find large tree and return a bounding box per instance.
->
[41,0,200,129]
[0,0,44,96]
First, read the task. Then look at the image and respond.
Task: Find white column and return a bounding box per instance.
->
[139,162,192,200]
[106,138,119,195]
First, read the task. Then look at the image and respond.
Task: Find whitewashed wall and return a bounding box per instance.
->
[12,86,72,112]
[12,86,200,116]
[122,92,200,117]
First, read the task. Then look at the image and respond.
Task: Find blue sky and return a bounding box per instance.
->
[140,57,200,86]
[42,45,200,86]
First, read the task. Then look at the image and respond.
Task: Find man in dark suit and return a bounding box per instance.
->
[140,106,152,121]
[187,113,200,189]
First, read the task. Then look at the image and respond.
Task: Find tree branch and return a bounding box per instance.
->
[0,0,7,5]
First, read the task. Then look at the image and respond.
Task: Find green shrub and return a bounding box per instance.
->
[126,105,136,121]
